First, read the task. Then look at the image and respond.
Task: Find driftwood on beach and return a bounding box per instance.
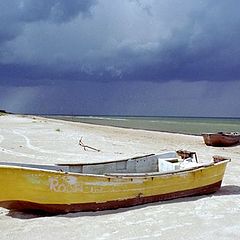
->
[79,137,101,152]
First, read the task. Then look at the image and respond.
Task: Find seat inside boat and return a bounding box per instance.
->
[57,151,199,174]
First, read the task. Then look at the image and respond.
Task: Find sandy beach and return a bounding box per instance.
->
[0,114,240,240]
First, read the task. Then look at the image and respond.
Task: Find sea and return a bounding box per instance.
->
[46,116,240,136]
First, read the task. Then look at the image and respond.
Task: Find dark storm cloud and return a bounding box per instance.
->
[1,0,240,87]
[0,0,96,44]
[118,0,240,81]
[0,62,98,86]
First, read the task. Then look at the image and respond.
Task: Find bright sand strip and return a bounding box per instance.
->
[0,114,240,240]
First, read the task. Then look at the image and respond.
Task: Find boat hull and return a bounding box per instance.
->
[0,181,222,213]
[202,133,240,147]
[0,161,228,214]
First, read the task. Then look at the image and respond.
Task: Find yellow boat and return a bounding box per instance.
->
[0,150,230,214]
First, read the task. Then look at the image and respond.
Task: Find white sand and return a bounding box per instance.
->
[0,114,240,240]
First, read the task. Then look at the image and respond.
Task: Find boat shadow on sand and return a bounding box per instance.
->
[5,184,240,219]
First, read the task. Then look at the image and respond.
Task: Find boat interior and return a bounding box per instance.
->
[0,150,205,175]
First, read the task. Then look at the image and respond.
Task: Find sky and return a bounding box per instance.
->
[0,0,240,117]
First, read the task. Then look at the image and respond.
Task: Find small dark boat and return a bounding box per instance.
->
[202,132,240,147]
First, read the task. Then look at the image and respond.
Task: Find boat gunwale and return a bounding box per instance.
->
[57,153,156,166]
[202,132,240,138]
[0,159,230,179]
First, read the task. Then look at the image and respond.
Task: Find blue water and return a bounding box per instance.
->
[46,115,240,136]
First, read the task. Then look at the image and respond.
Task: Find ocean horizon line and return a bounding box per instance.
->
[37,114,240,120]
[44,115,240,136]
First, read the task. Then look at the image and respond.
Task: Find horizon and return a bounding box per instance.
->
[12,112,240,120]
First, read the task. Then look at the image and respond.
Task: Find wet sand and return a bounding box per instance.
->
[0,114,240,240]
